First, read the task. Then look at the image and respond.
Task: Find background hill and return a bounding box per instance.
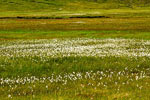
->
[0,0,150,18]
[0,0,150,11]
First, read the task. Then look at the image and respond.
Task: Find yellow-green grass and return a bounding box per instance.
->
[1,18,150,31]
[0,8,150,17]
[0,0,150,18]
[0,18,150,40]
[1,8,150,19]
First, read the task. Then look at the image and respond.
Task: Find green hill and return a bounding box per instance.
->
[0,0,150,18]
[1,0,150,11]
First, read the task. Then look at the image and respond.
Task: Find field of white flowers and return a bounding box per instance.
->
[1,38,150,59]
[1,38,150,99]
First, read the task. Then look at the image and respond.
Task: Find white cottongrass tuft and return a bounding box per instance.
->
[0,38,150,60]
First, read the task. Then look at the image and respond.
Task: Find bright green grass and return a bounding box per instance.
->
[1,56,150,99]
[1,30,150,40]
[0,56,149,78]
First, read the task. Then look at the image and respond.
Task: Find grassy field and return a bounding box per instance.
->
[1,38,150,100]
[0,17,150,40]
[1,0,150,100]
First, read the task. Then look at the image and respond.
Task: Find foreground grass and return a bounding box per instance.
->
[1,56,150,99]
[0,56,150,78]
[1,38,150,99]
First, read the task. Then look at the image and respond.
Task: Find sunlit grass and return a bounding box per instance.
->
[1,38,150,99]
[1,30,150,39]
[1,2,150,99]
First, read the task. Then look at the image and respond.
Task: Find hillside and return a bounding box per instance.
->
[0,0,150,11]
[0,0,150,18]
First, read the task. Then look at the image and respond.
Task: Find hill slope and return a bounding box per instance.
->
[0,0,150,11]
[0,0,150,18]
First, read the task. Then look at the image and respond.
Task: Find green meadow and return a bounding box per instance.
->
[1,0,150,100]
